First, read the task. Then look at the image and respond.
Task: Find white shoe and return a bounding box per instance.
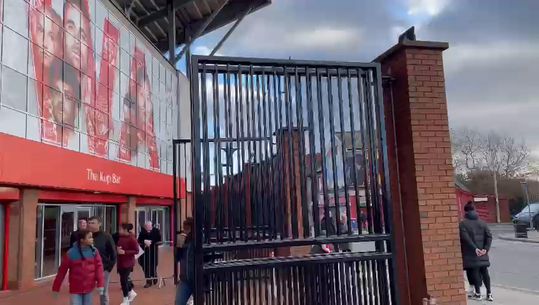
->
[120,296,130,305]
[128,290,137,302]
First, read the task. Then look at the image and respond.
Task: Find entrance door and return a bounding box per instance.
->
[76,207,92,223]
[135,208,147,235]
[60,206,76,258]
[151,209,164,231]
[35,206,61,278]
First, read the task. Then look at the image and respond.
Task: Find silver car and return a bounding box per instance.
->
[513,203,539,229]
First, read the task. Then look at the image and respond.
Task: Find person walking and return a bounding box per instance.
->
[88,216,117,305]
[70,218,88,248]
[52,230,105,305]
[459,202,494,301]
[138,221,162,288]
[117,223,139,305]
[175,218,195,305]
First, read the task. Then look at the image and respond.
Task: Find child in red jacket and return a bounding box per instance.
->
[117,223,140,305]
[52,229,104,305]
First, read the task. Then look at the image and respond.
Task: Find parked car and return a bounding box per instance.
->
[512,203,539,229]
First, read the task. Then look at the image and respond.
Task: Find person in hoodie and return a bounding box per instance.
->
[117,223,140,305]
[52,229,104,305]
[460,201,494,302]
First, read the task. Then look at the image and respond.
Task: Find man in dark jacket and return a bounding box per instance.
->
[138,221,162,287]
[459,202,493,301]
[88,216,117,305]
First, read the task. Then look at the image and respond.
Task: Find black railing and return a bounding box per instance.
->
[183,55,396,305]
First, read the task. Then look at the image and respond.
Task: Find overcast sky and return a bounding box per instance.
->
[189,0,539,154]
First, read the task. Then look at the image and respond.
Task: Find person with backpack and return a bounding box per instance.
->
[117,223,140,305]
[459,201,494,302]
[52,230,104,305]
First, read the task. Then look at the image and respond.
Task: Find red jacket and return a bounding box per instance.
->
[52,244,105,294]
[117,234,139,270]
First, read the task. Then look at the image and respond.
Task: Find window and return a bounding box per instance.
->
[2,27,29,75]
[2,67,28,111]
[4,0,29,38]
[0,106,26,138]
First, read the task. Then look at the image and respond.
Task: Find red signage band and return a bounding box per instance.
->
[0,133,186,199]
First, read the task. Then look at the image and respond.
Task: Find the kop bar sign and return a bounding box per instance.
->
[86,168,121,185]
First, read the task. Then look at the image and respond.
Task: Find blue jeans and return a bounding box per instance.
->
[71,292,93,305]
[100,271,111,305]
[175,281,193,305]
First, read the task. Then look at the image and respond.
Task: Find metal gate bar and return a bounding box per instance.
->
[187,56,397,305]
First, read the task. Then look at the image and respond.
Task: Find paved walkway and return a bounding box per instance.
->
[0,247,179,305]
[468,285,538,305]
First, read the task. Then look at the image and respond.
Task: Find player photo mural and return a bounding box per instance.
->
[118,47,160,171]
[26,0,161,170]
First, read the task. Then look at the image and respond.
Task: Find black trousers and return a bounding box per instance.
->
[142,257,158,283]
[118,268,133,297]
[466,267,491,294]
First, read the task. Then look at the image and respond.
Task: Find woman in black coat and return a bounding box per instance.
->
[459,202,493,301]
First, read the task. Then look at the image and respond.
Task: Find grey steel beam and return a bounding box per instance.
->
[209,5,251,56]
[194,0,267,38]
[139,0,195,27]
[174,0,229,63]
[167,0,177,66]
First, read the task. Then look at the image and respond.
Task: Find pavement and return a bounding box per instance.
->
[468,286,539,305]
[0,247,179,305]
[487,226,539,293]
[1,231,538,305]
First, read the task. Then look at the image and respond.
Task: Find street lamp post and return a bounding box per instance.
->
[521,181,532,229]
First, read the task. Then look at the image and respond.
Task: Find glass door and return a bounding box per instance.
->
[76,207,92,224]
[36,206,61,278]
[150,208,170,243]
[136,208,147,236]
[60,207,75,259]
[150,209,164,231]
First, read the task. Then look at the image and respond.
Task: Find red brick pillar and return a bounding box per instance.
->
[7,189,38,289]
[375,39,466,305]
[119,196,137,226]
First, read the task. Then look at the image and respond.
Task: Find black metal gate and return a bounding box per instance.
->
[178,55,397,305]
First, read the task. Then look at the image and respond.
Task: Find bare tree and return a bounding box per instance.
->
[452,128,530,178]
[451,128,530,222]
[451,128,482,174]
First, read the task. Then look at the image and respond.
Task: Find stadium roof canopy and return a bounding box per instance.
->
[110,0,271,63]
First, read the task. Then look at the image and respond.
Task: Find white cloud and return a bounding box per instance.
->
[192,45,223,56]
[233,23,363,56]
[444,41,539,75]
[285,27,363,51]
[407,0,449,17]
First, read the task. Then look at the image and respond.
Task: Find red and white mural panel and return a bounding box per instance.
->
[0,0,180,175]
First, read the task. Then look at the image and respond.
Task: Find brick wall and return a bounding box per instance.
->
[377,40,466,305]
